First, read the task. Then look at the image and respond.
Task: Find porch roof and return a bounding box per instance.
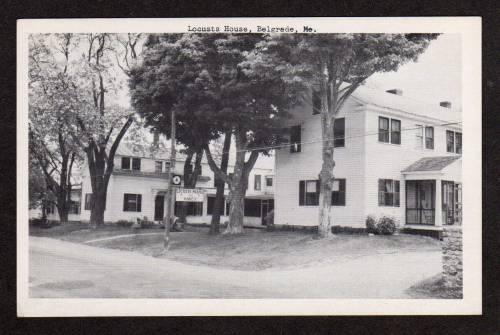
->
[402,156,460,173]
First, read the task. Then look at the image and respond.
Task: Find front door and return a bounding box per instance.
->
[406,180,436,225]
[154,195,165,221]
[260,199,274,225]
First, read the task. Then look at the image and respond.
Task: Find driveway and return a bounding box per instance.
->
[29,236,441,299]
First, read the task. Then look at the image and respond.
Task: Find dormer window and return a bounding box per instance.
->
[121,157,141,171]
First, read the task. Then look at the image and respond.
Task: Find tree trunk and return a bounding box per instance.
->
[317,73,335,238]
[226,185,245,234]
[90,188,106,226]
[210,131,231,235]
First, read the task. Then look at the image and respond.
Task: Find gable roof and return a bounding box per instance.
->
[350,85,461,123]
[402,156,460,173]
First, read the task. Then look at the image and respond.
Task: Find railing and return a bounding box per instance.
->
[406,209,435,225]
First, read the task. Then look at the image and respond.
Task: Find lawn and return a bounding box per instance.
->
[406,274,463,299]
[31,222,442,271]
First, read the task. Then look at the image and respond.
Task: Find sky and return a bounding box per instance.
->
[364,34,462,109]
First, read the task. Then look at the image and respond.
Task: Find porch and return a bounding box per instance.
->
[402,156,462,233]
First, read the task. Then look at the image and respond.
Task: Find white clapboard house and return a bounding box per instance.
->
[274,86,462,236]
[67,142,275,226]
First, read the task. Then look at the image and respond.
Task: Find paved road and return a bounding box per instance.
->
[30,236,441,299]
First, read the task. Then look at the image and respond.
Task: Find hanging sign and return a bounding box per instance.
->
[172,174,182,185]
[176,188,205,202]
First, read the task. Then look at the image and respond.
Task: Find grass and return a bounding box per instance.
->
[31,222,442,271]
[406,274,463,299]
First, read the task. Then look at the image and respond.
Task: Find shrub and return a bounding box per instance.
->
[376,216,397,235]
[115,220,134,227]
[365,215,377,234]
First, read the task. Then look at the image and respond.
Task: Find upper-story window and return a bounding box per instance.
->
[425,126,434,149]
[378,117,390,143]
[290,125,301,153]
[155,161,163,173]
[447,130,462,154]
[378,116,401,145]
[121,157,141,171]
[312,89,321,115]
[456,132,462,154]
[254,174,261,191]
[266,176,273,187]
[333,118,345,147]
[391,119,401,144]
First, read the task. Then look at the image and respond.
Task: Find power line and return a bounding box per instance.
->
[85,120,462,178]
[231,121,462,154]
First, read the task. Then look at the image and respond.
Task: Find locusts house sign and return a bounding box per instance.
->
[176,188,205,202]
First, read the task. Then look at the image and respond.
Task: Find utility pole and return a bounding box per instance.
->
[163,109,176,251]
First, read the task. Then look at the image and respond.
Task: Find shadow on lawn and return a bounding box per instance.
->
[406,274,463,299]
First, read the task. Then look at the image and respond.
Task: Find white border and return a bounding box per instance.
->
[17,17,482,317]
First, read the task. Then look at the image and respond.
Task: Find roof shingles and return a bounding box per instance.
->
[402,156,460,173]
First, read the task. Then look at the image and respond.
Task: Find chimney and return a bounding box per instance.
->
[386,89,403,96]
[440,101,452,108]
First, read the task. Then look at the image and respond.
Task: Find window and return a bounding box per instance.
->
[333,118,345,147]
[46,203,55,214]
[447,130,462,154]
[379,117,401,145]
[84,193,92,210]
[299,180,319,206]
[312,89,321,115]
[446,130,455,153]
[266,176,273,187]
[254,175,261,191]
[390,119,401,144]
[378,117,390,143]
[155,161,163,173]
[290,125,301,153]
[69,200,80,214]
[121,157,130,170]
[455,132,462,154]
[175,201,203,216]
[331,179,346,206]
[425,126,434,149]
[123,194,142,212]
[132,158,141,171]
[378,179,400,207]
[244,199,262,217]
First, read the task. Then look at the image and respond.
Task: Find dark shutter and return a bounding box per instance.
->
[315,180,320,205]
[137,194,142,212]
[123,194,128,211]
[299,181,305,206]
[334,118,345,147]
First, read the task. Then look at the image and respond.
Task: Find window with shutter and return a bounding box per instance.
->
[425,127,434,149]
[331,179,346,206]
[378,117,390,143]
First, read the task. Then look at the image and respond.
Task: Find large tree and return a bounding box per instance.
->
[130,34,219,227]
[250,33,438,237]
[28,34,81,224]
[131,33,299,234]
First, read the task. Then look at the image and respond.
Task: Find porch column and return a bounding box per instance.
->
[435,178,442,226]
